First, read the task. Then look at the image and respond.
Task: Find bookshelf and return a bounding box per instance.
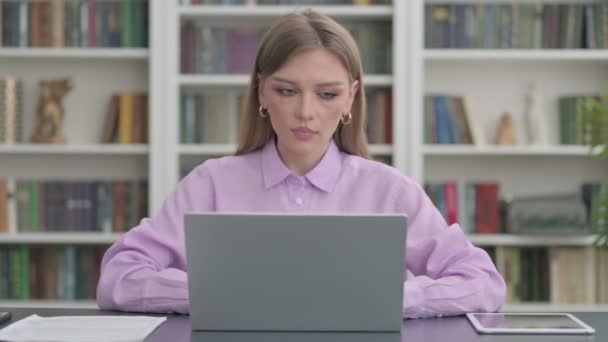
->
[1,0,607,312]
[160,0,608,312]
[0,48,149,59]
[164,0,406,188]
[416,0,608,311]
[0,0,160,307]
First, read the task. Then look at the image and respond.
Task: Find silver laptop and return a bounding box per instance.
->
[185,213,407,332]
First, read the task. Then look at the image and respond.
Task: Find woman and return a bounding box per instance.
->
[97,10,505,319]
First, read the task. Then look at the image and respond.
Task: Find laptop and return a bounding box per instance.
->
[185,213,407,332]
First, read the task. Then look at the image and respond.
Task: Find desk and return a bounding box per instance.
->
[0,307,605,342]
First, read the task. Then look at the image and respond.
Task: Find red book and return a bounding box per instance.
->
[475,182,500,234]
[384,93,393,144]
[444,181,459,225]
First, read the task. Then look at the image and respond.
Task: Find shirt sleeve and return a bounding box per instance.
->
[396,180,506,319]
[96,163,216,313]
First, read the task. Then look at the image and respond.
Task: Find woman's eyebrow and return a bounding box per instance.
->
[269,76,345,87]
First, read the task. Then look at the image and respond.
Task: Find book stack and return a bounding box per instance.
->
[366,89,392,144]
[0,77,24,145]
[0,178,148,234]
[178,0,392,5]
[0,245,107,300]
[180,92,241,144]
[0,0,149,48]
[559,95,608,146]
[181,22,392,74]
[425,3,608,49]
[101,93,148,144]
[424,94,484,145]
[424,181,500,234]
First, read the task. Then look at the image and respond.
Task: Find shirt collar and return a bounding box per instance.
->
[262,139,342,193]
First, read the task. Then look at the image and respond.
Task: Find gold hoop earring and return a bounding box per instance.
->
[258,105,268,118]
[341,112,352,125]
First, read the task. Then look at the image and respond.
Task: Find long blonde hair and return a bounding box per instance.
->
[235,10,369,158]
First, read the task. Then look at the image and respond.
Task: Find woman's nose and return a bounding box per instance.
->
[296,93,315,121]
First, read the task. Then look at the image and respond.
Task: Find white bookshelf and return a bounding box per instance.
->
[177,5,393,19]
[0,300,98,309]
[0,233,122,245]
[164,1,403,190]
[411,0,608,310]
[179,74,393,88]
[424,49,608,62]
[0,144,148,156]
[0,0,161,306]
[0,48,149,60]
[2,0,607,311]
[469,234,598,247]
[178,143,393,156]
[423,145,603,157]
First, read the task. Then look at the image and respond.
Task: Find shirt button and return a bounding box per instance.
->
[295,197,303,205]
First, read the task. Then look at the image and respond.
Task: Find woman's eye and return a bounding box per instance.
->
[319,92,337,100]
[278,88,296,96]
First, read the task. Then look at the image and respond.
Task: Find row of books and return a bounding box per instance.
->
[559,95,608,146]
[423,95,482,145]
[424,181,500,235]
[0,178,148,234]
[179,0,391,5]
[1,0,149,48]
[424,181,605,235]
[425,4,608,49]
[180,92,240,144]
[0,77,24,145]
[180,22,391,74]
[489,247,607,304]
[179,89,393,145]
[0,245,106,300]
[101,93,149,144]
[366,89,392,144]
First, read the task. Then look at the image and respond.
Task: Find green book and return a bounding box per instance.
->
[28,181,38,232]
[19,246,29,300]
[121,1,132,47]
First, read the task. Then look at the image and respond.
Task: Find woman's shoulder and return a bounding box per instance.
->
[190,150,262,178]
[342,154,419,189]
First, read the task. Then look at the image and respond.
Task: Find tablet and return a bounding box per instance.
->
[466,313,595,334]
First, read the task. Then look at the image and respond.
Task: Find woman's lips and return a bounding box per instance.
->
[292,127,317,141]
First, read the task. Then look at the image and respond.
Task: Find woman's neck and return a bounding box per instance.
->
[276,141,329,177]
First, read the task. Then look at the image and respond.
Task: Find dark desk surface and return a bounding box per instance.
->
[0,307,604,342]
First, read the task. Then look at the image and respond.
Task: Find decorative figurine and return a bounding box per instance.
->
[31,78,74,144]
[496,112,517,145]
[523,81,548,145]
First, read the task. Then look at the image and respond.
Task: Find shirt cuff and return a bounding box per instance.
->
[402,275,436,319]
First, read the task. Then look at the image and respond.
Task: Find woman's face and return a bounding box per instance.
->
[258,48,358,160]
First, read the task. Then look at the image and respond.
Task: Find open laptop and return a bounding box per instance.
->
[184,213,407,332]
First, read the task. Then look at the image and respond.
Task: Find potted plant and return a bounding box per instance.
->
[582,96,608,246]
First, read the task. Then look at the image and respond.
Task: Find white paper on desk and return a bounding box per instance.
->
[0,314,167,342]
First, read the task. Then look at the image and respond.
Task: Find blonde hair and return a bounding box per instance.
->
[235,10,369,158]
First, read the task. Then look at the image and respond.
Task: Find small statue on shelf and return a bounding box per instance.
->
[496,112,517,145]
[31,78,74,144]
[523,81,548,145]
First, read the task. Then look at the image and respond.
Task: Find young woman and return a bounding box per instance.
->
[97,10,505,319]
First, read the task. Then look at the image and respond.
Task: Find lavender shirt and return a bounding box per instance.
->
[97,140,505,319]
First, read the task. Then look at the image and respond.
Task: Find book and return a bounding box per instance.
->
[0,177,7,233]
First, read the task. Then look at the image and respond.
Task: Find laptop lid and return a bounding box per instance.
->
[185,213,407,332]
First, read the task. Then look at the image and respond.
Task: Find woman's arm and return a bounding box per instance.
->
[398,181,506,319]
[96,164,216,313]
